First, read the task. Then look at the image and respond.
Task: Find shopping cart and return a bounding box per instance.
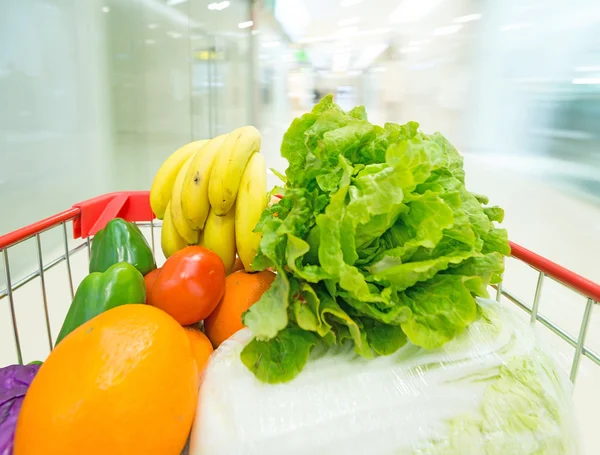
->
[1,190,599,446]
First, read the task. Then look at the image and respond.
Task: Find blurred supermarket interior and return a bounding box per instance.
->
[1,0,600,286]
[3,1,600,452]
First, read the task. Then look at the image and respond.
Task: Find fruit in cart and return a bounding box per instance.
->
[14,305,198,455]
[235,152,268,272]
[203,205,237,273]
[181,133,229,230]
[149,246,226,325]
[0,364,40,455]
[230,257,244,274]
[208,125,262,216]
[55,262,146,345]
[150,125,266,263]
[161,200,188,259]
[184,327,214,376]
[88,218,156,276]
[170,155,200,245]
[204,270,275,348]
[150,139,208,219]
[144,267,161,303]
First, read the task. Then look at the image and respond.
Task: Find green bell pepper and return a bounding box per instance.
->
[89,218,156,275]
[55,262,146,344]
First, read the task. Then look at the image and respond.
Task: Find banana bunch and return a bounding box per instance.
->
[149,126,267,273]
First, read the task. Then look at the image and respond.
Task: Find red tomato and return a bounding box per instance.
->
[149,246,226,325]
[143,268,161,304]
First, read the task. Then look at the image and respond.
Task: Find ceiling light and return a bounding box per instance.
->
[576,65,600,72]
[354,42,389,69]
[299,27,389,44]
[238,20,253,29]
[432,24,463,36]
[208,1,230,11]
[102,6,110,13]
[167,31,183,38]
[332,52,352,73]
[262,41,281,48]
[144,39,156,45]
[500,22,532,32]
[337,26,358,36]
[148,23,158,29]
[390,0,442,24]
[337,17,360,27]
[167,0,189,5]
[408,39,431,46]
[454,13,482,23]
[340,0,365,6]
[572,78,600,85]
[358,27,391,36]
[400,46,421,54]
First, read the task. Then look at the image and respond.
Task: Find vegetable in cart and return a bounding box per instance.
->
[191,300,579,455]
[242,95,511,383]
[89,218,156,276]
[0,364,40,455]
[55,262,146,344]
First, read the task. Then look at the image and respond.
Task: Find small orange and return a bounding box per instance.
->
[204,270,276,347]
[144,267,161,303]
[185,327,213,375]
[230,257,245,274]
[14,305,198,455]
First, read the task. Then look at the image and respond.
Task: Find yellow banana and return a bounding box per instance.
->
[181,134,229,230]
[203,205,236,273]
[235,152,267,272]
[161,201,187,259]
[170,156,199,245]
[208,126,261,216]
[150,140,208,219]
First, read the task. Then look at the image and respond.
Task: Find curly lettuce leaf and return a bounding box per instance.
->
[242,272,291,340]
[400,275,478,349]
[240,328,319,384]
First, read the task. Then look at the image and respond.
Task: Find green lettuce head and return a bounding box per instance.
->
[241,96,510,383]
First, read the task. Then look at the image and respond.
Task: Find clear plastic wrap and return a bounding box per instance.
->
[189,299,579,455]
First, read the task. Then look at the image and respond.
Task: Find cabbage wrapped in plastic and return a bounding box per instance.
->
[189,300,578,455]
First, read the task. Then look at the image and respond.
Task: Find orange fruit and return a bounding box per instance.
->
[185,327,213,375]
[144,267,161,303]
[204,270,276,347]
[230,256,245,274]
[14,305,198,455]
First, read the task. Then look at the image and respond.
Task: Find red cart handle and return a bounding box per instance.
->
[72,191,153,238]
[0,191,153,249]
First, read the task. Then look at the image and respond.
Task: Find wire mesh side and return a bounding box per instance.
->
[497,261,600,382]
[35,234,53,351]
[0,220,88,365]
[2,248,23,364]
